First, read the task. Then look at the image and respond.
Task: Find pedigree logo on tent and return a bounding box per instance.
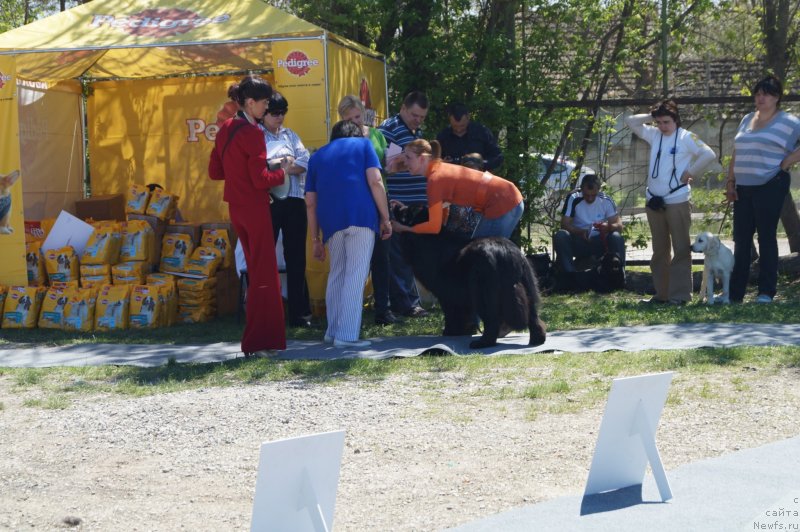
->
[0,72,11,91]
[277,50,319,77]
[89,8,230,38]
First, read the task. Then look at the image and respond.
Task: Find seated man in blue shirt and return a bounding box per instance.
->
[553,174,626,287]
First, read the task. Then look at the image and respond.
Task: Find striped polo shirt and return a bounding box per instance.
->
[733,110,800,186]
[378,114,428,203]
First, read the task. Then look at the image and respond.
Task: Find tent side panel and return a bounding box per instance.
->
[87,75,244,223]
[325,40,387,130]
[0,56,28,285]
[19,80,84,221]
[272,39,328,151]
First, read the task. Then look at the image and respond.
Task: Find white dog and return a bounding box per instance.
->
[691,232,734,304]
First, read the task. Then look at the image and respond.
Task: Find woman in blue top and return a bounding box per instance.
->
[305,121,392,348]
[726,75,800,303]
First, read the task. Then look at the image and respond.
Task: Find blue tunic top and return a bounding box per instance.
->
[734,110,800,186]
[305,137,382,243]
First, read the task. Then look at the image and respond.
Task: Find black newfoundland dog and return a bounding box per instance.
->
[393,204,546,349]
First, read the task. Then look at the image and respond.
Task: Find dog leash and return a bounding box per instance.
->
[717,201,732,236]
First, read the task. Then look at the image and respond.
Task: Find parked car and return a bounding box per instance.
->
[520,152,596,191]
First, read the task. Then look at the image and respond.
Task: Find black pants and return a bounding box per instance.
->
[271,197,311,322]
[730,170,790,301]
[371,232,391,315]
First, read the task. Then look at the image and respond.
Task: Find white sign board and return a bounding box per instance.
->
[41,210,94,257]
[584,372,674,501]
[251,430,346,532]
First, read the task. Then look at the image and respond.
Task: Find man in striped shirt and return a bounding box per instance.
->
[379,91,430,317]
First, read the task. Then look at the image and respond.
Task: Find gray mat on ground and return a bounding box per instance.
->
[1,322,799,367]
[449,435,800,532]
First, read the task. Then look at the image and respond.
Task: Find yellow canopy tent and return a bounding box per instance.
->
[0,0,388,285]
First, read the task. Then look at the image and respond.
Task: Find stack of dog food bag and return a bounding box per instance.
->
[1,183,237,331]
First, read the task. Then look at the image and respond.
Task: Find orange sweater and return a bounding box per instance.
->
[411,160,523,234]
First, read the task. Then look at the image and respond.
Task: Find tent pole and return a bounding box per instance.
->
[322,33,331,136]
[80,76,90,197]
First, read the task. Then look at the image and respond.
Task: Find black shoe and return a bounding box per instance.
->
[288,318,312,328]
[403,306,429,318]
[375,311,401,326]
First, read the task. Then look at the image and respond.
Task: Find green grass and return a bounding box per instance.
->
[2,278,800,410]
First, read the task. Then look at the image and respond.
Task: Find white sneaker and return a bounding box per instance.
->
[333,339,371,348]
[323,334,334,343]
[756,294,773,304]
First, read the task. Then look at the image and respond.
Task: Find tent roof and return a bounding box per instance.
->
[0,0,381,81]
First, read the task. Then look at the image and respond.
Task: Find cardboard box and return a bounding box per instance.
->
[75,194,126,222]
[215,266,239,317]
[167,222,202,245]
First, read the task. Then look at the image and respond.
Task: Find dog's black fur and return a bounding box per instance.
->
[393,203,546,349]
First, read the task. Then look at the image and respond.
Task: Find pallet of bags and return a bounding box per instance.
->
[176,276,217,323]
[2,286,46,329]
[146,273,178,326]
[95,284,131,331]
[43,246,79,284]
[63,288,97,332]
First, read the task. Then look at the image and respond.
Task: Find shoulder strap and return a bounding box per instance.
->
[220,119,249,161]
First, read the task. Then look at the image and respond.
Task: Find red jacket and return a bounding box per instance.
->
[208,117,285,206]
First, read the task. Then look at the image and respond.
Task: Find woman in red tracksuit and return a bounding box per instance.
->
[209,75,290,356]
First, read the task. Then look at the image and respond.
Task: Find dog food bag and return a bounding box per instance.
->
[0,285,7,323]
[120,220,155,262]
[80,264,111,281]
[39,286,77,329]
[177,303,216,323]
[112,261,150,285]
[25,241,47,286]
[178,288,215,305]
[176,276,217,292]
[2,286,46,329]
[51,280,80,290]
[201,229,233,269]
[145,188,178,221]
[126,184,151,215]
[160,233,194,273]
[184,246,223,278]
[43,246,80,284]
[82,225,122,265]
[129,284,163,329]
[146,272,175,286]
[62,288,97,332]
[95,284,131,331]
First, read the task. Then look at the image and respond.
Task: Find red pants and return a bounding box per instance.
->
[230,202,286,352]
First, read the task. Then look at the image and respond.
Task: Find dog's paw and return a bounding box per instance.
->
[469,338,497,349]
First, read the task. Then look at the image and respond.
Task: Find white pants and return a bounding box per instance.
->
[325,226,375,342]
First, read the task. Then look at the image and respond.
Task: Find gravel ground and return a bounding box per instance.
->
[1,364,799,531]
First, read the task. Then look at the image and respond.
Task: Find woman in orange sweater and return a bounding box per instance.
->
[391,139,523,238]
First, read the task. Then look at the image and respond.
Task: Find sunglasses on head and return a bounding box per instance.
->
[268,109,288,116]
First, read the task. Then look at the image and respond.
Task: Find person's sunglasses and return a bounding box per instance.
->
[268,110,288,117]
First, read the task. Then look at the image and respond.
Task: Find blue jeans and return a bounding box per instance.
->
[388,231,422,313]
[730,170,790,301]
[472,200,524,239]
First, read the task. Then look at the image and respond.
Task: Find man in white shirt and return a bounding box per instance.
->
[554,174,625,282]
